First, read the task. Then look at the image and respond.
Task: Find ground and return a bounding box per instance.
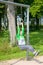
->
[0,56,43,65]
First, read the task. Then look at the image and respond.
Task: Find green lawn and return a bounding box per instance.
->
[0,30,43,61]
[30,30,43,55]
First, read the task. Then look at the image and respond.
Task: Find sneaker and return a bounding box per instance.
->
[34,50,40,56]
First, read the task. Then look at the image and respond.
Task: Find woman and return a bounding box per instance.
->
[16,19,39,56]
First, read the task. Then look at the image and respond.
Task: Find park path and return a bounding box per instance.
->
[0,56,43,65]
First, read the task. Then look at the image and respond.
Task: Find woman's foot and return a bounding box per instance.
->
[33,50,40,56]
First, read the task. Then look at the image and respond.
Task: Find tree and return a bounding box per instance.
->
[30,0,43,17]
[0,3,5,30]
[30,0,43,29]
[7,0,16,46]
[0,15,1,30]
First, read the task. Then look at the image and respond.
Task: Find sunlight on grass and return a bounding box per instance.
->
[30,31,39,34]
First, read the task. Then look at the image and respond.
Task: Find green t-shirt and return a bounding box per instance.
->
[16,25,24,40]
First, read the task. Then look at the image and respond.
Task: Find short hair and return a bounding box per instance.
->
[21,19,24,25]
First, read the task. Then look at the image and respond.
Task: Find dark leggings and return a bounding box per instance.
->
[18,45,35,53]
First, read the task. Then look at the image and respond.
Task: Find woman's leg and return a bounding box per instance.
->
[26,45,35,52]
[19,45,35,52]
[19,45,39,56]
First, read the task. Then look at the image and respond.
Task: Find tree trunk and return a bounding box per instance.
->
[36,15,39,30]
[0,16,1,30]
[4,5,8,30]
[7,0,16,46]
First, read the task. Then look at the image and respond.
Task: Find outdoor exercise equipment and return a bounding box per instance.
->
[0,0,30,59]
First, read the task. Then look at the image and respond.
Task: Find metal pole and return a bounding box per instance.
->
[21,6,22,18]
[26,7,29,60]
[0,0,30,8]
[27,7,29,45]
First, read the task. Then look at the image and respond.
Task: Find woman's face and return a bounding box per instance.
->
[17,22,19,25]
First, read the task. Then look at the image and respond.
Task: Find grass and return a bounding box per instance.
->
[0,30,43,61]
[30,30,43,55]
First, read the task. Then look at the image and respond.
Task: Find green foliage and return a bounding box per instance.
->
[0,30,10,54]
[14,0,34,5]
[0,3,5,16]
[0,30,26,60]
[14,0,43,17]
[30,0,43,17]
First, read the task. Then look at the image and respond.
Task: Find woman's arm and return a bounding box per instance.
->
[16,23,20,40]
[22,23,24,36]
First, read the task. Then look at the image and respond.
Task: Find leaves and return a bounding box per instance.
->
[0,3,5,14]
[30,0,43,17]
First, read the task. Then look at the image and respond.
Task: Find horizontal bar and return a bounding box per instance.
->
[0,1,30,8]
